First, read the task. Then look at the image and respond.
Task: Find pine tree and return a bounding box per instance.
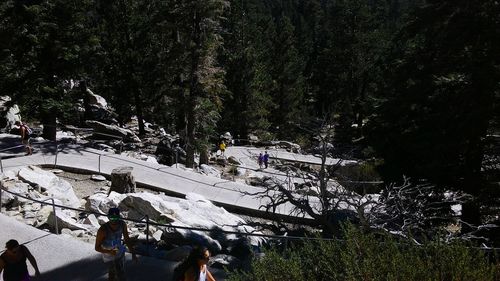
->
[220,0,273,139]
[269,14,305,139]
[303,0,392,150]
[92,0,152,134]
[368,1,500,225]
[168,0,228,167]
[0,0,98,139]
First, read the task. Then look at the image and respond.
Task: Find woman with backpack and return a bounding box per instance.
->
[15,121,32,156]
[172,246,215,281]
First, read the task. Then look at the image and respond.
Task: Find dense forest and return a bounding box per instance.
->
[1,0,499,243]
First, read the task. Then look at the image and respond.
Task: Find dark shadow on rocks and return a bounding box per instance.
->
[0,135,25,155]
[36,257,108,281]
[38,254,179,281]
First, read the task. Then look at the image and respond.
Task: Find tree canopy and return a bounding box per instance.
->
[1,0,499,232]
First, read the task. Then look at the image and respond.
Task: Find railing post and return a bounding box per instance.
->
[39,198,59,234]
[54,141,58,168]
[51,198,59,235]
[98,154,102,173]
[74,129,78,144]
[175,146,179,168]
[146,215,150,255]
[0,155,3,173]
[0,185,3,213]
[119,138,123,154]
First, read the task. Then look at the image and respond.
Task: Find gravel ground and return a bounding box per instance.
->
[55,171,109,199]
[53,170,157,199]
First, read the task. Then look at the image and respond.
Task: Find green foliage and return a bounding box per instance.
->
[268,15,305,139]
[227,165,238,175]
[219,0,276,138]
[367,1,500,194]
[3,0,498,238]
[0,0,98,134]
[335,161,382,194]
[229,250,305,281]
[227,225,499,281]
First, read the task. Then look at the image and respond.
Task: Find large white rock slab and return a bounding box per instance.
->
[47,209,88,231]
[85,191,126,214]
[1,170,19,181]
[200,164,221,178]
[87,89,108,109]
[83,214,101,229]
[18,166,80,208]
[2,97,21,130]
[86,120,141,143]
[119,192,175,221]
[153,193,263,247]
[1,180,32,206]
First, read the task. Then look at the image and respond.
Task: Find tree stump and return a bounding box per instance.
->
[199,145,209,166]
[109,166,136,194]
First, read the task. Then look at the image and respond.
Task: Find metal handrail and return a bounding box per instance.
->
[4,124,324,179]
[137,215,150,254]
[0,186,338,242]
[2,175,500,252]
[0,186,59,234]
[0,144,26,153]
[0,144,29,173]
[39,198,59,235]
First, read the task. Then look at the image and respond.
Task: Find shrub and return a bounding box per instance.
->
[227,225,498,281]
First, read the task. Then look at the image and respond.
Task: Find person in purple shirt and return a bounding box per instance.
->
[263,151,269,169]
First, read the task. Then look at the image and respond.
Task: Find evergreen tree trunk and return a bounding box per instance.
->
[81,80,91,126]
[185,93,197,168]
[460,67,495,228]
[461,200,481,234]
[134,89,145,136]
[199,144,209,166]
[42,112,57,141]
[185,9,201,169]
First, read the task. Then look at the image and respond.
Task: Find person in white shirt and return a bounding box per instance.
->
[173,246,215,281]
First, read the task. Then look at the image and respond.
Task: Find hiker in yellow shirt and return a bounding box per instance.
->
[219,141,226,156]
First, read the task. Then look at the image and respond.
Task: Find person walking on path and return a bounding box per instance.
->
[15,121,32,156]
[172,246,215,281]
[95,208,137,281]
[219,141,226,157]
[257,153,264,169]
[263,151,269,169]
[0,239,40,281]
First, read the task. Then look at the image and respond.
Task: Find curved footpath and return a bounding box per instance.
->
[0,213,227,281]
[1,141,320,222]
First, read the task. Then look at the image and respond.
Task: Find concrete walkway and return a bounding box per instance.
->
[0,213,178,281]
[1,140,317,220]
[237,146,357,166]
